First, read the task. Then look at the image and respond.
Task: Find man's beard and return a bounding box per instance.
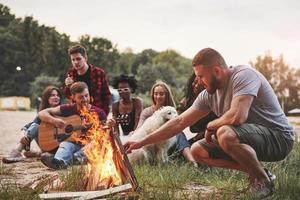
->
[206,76,219,94]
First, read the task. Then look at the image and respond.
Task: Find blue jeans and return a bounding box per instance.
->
[26,123,39,142]
[54,141,83,165]
[176,132,190,151]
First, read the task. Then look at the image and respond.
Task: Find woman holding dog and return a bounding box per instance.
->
[136,80,196,164]
[112,74,143,135]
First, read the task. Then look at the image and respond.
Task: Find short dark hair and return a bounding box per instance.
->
[192,48,227,68]
[112,74,138,93]
[68,44,87,58]
[70,82,88,95]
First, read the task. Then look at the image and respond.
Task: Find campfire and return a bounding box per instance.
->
[40,107,138,199]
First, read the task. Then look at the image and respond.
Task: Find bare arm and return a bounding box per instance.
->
[38,106,65,128]
[135,107,153,129]
[112,102,118,119]
[207,95,254,130]
[125,107,209,152]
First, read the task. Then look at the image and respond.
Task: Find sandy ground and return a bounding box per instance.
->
[0,110,299,191]
[0,111,39,156]
[0,111,59,189]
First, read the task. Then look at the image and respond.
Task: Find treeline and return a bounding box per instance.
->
[0,4,299,112]
[0,4,192,106]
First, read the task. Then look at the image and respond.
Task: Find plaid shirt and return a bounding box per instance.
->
[64,64,111,115]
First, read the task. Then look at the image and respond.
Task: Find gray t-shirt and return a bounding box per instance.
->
[193,65,294,140]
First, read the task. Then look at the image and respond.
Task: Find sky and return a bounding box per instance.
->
[1,0,300,67]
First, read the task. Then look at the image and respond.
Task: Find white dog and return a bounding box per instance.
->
[121,106,178,164]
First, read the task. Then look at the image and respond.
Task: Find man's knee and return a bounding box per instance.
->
[216,125,239,152]
[190,142,209,159]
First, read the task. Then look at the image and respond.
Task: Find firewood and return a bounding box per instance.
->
[39,183,132,199]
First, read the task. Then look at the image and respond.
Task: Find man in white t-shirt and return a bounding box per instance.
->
[125,48,294,198]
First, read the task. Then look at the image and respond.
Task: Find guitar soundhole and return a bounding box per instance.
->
[65,124,74,133]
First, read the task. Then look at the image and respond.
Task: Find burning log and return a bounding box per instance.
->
[83,128,138,191]
[110,129,139,190]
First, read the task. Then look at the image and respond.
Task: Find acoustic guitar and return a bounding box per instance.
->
[38,115,91,152]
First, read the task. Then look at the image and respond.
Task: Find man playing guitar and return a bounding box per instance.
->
[38,82,113,169]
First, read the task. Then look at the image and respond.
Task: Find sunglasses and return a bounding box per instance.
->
[117,88,131,93]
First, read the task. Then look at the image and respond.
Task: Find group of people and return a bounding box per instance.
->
[2,45,294,198]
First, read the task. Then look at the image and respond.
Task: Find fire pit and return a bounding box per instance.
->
[39,108,138,199]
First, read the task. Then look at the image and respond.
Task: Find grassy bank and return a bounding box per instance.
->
[1,142,299,199]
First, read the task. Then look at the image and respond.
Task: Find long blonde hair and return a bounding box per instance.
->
[150,80,176,108]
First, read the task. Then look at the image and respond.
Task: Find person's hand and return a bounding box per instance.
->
[20,129,27,137]
[205,122,217,143]
[52,118,66,129]
[106,118,116,128]
[124,141,142,154]
[65,75,74,87]
[204,128,215,143]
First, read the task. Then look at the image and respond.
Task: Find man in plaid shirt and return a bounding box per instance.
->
[64,44,111,115]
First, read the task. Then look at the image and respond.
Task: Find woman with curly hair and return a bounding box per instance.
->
[112,74,143,135]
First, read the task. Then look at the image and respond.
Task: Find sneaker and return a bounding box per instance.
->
[73,151,88,165]
[246,169,276,194]
[264,168,276,181]
[2,149,24,163]
[192,161,199,168]
[41,153,67,170]
[250,180,275,199]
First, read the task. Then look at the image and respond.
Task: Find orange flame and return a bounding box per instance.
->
[79,107,122,189]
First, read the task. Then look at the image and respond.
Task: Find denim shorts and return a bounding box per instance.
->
[198,123,294,162]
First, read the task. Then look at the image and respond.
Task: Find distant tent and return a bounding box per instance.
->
[288,108,300,115]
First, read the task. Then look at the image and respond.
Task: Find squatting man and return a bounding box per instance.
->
[124,48,294,198]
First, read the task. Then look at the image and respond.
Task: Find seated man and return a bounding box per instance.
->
[39,82,108,169]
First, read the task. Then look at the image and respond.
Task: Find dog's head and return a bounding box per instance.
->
[156,106,178,121]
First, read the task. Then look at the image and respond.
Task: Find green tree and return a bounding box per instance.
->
[116,50,136,75]
[29,74,62,107]
[0,4,15,27]
[153,49,192,88]
[131,49,158,75]
[78,35,120,78]
[136,63,177,94]
[0,5,71,97]
[250,52,299,112]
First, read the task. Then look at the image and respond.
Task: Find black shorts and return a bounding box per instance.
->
[198,123,294,162]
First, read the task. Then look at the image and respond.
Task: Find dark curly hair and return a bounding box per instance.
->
[112,74,138,93]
